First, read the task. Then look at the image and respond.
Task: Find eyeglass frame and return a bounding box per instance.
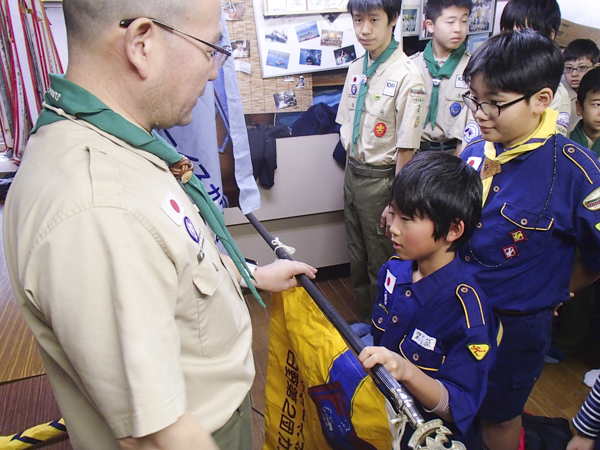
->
[119,18,231,68]
[461,92,529,118]
[563,65,593,74]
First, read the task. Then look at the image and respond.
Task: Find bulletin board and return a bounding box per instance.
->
[253,0,365,78]
[264,0,348,16]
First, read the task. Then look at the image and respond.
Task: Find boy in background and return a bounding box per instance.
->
[359,151,497,448]
[337,0,426,321]
[459,30,600,450]
[563,39,600,133]
[411,0,473,155]
[571,67,600,156]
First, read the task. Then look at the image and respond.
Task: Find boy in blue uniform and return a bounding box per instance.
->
[359,151,497,448]
[459,30,600,450]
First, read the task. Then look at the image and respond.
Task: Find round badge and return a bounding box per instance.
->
[450,102,462,117]
[360,74,367,84]
[184,217,199,243]
[463,122,480,143]
[374,122,387,137]
[351,84,358,95]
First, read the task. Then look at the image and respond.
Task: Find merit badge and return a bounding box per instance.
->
[450,102,462,117]
[557,112,570,130]
[412,329,436,351]
[184,217,199,243]
[463,122,480,144]
[596,223,600,232]
[384,269,396,294]
[410,84,427,98]
[466,156,482,170]
[502,244,519,259]
[350,83,358,96]
[161,189,185,225]
[374,122,387,137]
[382,79,398,97]
[480,157,501,180]
[468,343,490,360]
[455,75,469,89]
[360,74,367,85]
[509,229,527,244]
[584,187,600,211]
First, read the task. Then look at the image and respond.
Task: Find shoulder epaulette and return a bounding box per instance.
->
[562,140,600,185]
[408,52,421,61]
[455,284,486,329]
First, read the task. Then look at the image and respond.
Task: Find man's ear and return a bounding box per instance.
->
[425,19,435,35]
[576,99,583,116]
[122,18,156,80]
[531,87,554,114]
[446,219,465,244]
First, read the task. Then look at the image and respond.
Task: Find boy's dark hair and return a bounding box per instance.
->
[564,39,600,64]
[390,152,482,252]
[425,0,473,23]
[347,0,400,24]
[500,0,561,40]
[577,67,600,107]
[464,29,564,97]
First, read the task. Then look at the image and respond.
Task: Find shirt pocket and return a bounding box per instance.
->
[362,108,395,151]
[191,263,243,357]
[399,336,445,372]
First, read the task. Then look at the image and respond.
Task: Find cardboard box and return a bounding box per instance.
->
[556,19,600,48]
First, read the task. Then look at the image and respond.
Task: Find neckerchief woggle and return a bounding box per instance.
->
[481,108,558,205]
[33,74,264,306]
[350,39,399,157]
[423,40,466,130]
[570,119,600,159]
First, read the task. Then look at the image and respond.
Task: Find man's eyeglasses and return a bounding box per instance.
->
[462,93,528,118]
[564,65,593,74]
[119,18,231,69]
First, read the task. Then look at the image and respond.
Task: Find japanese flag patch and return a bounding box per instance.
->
[384,269,396,294]
[468,343,490,360]
[466,156,482,170]
[161,189,185,225]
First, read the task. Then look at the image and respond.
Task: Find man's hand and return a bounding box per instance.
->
[253,259,317,292]
[380,205,392,239]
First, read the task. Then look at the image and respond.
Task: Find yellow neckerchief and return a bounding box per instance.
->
[481,108,558,205]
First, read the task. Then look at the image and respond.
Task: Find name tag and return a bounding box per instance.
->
[411,328,436,351]
[383,79,398,97]
[455,75,469,89]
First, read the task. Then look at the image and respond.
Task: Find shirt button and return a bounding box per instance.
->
[412,353,420,362]
[377,317,383,325]
[567,146,576,154]
[460,287,469,293]
[476,222,482,229]
[380,110,385,116]
[391,316,398,323]
[405,290,412,297]
[464,255,471,262]
[521,218,528,226]
[493,186,500,193]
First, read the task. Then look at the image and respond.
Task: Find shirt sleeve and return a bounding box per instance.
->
[25,207,187,439]
[573,374,600,439]
[394,67,426,150]
[337,72,352,151]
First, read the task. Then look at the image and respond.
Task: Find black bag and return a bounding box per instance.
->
[522,413,571,450]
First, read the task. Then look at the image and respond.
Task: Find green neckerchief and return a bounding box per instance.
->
[34,74,264,306]
[423,41,466,130]
[570,119,600,159]
[350,39,399,157]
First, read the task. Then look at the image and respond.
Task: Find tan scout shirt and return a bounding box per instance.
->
[411,50,471,142]
[336,45,426,166]
[550,82,572,136]
[562,80,580,134]
[3,118,254,448]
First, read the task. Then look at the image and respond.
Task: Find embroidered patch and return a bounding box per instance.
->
[384,269,396,294]
[557,112,570,130]
[184,217,200,243]
[468,343,490,360]
[374,122,387,137]
[450,102,462,117]
[466,156,482,170]
[161,189,185,225]
[383,79,398,97]
[463,122,480,144]
[509,229,527,243]
[383,291,389,307]
[596,223,600,232]
[502,244,519,259]
[352,75,358,83]
[414,117,420,128]
[350,83,358,97]
[410,84,427,98]
[584,187,600,211]
[455,75,469,89]
[412,329,436,351]
[374,94,381,100]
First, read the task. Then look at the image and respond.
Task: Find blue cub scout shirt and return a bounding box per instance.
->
[371,256,497,444]
[459,135,600,312]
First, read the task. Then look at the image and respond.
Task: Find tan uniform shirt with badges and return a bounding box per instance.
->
[411,49,471,142]
[3,118,254,448]
[550,82,572,136]
[336,45,426,165]
[562,80,580,134]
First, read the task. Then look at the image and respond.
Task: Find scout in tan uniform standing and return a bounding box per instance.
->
[411,0,472,155]
[336,0,426,321]
[2,0,317,449]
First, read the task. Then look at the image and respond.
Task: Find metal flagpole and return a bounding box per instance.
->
[245,212,465,450]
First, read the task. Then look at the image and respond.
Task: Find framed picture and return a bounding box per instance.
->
[401,2,420,37]
[419,0,496,40]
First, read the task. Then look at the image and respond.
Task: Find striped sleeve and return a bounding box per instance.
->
[573,375,600,440]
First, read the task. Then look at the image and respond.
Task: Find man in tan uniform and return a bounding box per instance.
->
[336,0,426,322]
[3,1,316,449]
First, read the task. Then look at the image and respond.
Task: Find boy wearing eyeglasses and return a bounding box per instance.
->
[459,29,600,450]
[562,39,600,133]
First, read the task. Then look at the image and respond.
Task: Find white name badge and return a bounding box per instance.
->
[455,75,469,89]
[383,79,398,97]
[411,328,437,351]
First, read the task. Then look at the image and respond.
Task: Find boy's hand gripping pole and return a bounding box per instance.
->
[245,212,465,450]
